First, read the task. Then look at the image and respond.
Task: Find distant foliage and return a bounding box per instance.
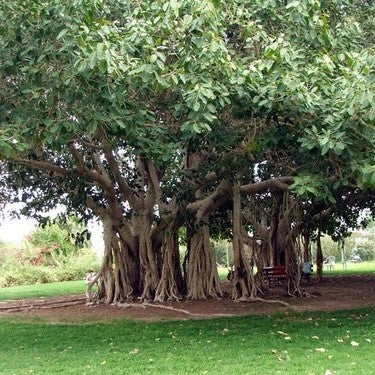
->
[0,218,98,287]
[315,226,375,262]
[212,239,233,267]
[0,248,99,287]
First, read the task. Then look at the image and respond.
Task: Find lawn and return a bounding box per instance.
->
[0,280,85,301]
[0,308,374,374]
[220,261,375,279]
[323,261,375,276]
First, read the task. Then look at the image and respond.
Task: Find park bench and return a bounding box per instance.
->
[262,266,287,287]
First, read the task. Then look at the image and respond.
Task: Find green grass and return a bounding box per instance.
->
[323,261,375,276]
[0,308,374,374]
[0,280,85,301]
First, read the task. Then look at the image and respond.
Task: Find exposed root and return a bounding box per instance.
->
[234,296,294,309]
[112,301,233,318]
[0,297,86,312]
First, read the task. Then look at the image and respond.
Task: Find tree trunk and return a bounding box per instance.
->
[94,217,138,303]
[302,231,310,262]
[277,194,303,297]
[270,195,284,266]
[253,240,268,292]
[136,211,160,300]
[154,225,184,302]
[316,230,323,282]
[231,183,255,299]
[186,221,222,299]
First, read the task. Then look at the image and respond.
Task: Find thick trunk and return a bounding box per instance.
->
[186,222,222,299]
[154,226,184,302]
[95,217,138,303]
[302,231,310,262]
[276,195,303,297]
[231,183,255,299]
[316,231,323,282]
[253,241,268,292]
[136,212,160,300]
[270,197,284,266]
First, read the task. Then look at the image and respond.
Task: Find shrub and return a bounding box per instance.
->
[0,248,99,287]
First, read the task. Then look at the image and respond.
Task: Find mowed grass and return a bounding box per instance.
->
[323,261,375,276]
[0,308,375,374]
[220,261,375,280]
[0,280,85,301]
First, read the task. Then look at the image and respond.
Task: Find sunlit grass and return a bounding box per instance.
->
[322,261,375,276]
[0,280,85,301]
[0,308,374,374]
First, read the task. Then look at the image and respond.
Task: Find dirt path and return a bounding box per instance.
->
[1,276,375,323]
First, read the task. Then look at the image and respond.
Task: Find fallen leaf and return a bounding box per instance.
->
[337,339,344,343]
[365,339,371,343]
[315,348,326,353]
[350,341,359,347]
[101,361,107,365]
[311,336,319,340]
[271,349,278,354]
[284,336,292,341]
[277,331,289,336]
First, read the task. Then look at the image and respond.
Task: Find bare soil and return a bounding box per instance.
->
[1,276,375,323]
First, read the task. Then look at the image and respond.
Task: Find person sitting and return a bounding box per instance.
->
[301,261,313,283]
[85,270,97,303]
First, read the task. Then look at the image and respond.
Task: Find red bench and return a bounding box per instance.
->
[262,266,287,287]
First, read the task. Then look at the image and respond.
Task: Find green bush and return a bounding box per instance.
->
[0,248,99,287]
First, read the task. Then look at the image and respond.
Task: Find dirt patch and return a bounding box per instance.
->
[1,276,375,323]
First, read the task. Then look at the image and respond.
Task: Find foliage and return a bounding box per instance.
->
[212,239,233,267]
[1,309,375,374]
[29,215,91,257]
[318,226,375,262]
[0,248,99,287]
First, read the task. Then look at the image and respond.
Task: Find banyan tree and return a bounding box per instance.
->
[1,1,375,302]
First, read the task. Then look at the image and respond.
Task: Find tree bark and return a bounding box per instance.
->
[316,230,323,282]
[277,194,303,297]
[154,224,184,302]
[186,221,222,299]
[231,182,255,299]
[302,230,311,262]
[95,216,138,303]
[136,211,160,300]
